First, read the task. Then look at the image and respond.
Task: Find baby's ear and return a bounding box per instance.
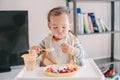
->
[48,22,52,30]
[69,22,73,30]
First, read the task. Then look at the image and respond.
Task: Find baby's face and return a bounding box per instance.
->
[49,13,71,39]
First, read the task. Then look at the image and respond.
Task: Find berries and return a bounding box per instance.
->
[73,68,77,71]
[47,67,53,72]
[59,70,65,73]
[46,66,77,73]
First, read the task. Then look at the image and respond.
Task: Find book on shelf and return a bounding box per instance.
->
[96,18,103,33]
[88,13,99,33]
[83,13,91,34]
[98,18,106,32]
[88,16,94,33]
[99,19,110,31]
[76,8,84,34]
[76,8,110,34]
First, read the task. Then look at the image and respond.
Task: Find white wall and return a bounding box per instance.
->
[0,0,119,59]
[114,2,120,60]
[0,0,66,46]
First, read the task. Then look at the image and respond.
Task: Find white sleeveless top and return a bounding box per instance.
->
[43,32,74,65]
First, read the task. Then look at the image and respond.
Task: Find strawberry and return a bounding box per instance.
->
[70,69,74,72]
[47,67,53,72]
[59,70,69,73]
[73,68,77,71]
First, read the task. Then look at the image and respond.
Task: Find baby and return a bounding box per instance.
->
[29,6,85,66]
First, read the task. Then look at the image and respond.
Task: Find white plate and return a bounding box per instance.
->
[43,64,79,77]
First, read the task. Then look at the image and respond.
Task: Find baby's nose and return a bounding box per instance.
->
[58,27,63,32]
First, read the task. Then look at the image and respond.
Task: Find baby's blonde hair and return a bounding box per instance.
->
[48,6,71,22]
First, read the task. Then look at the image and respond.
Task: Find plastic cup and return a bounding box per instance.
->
[21,53,37,71]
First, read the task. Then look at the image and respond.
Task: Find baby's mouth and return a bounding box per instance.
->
[55,34,63,37]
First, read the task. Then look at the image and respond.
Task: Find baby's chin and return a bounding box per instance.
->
[53,35,66,40]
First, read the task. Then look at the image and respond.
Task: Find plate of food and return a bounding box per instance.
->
[43,64,79,77]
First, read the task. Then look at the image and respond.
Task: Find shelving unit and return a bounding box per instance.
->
[66,0,120,62]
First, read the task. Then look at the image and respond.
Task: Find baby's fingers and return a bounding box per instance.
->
[29,46,40,54]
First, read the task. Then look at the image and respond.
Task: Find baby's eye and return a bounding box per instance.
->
[62,26,66,29]
[53,27,58,29]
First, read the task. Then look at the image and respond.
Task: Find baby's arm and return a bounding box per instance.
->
[29,46,40,54]
[61,38,84,60]
[61,38,84,59]
[39,40,45,49]
[74,38,84,60]
[29,40,45,55]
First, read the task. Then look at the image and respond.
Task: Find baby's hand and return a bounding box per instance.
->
[61,43,72,54]
[29,46,41,54]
